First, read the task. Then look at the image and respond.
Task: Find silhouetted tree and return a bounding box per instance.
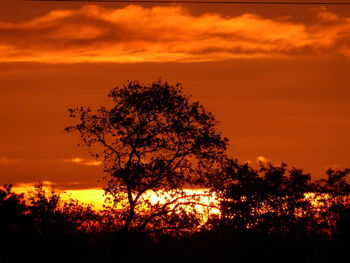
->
[0,184,27,226]
[27,184,100,236]
[215,162,323,237]
[65,80,228,234]
[0,184,29,240]
[214,161,350,244]
[0,184,107,263]
[313,168,350,237]
[316,168,350,194]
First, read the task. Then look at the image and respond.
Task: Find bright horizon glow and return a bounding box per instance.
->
[12,183,106,210]
[10,183,338,228]
[12,184,221,218]
[63,188,106,210]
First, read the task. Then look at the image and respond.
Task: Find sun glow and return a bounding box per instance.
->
[62,189,106,210]
[144,189,221,219]
[69,188,221,220]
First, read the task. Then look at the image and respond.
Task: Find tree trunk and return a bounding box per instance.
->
[122,186,135,232]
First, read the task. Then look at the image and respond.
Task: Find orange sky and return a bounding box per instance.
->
[0,0,349,190]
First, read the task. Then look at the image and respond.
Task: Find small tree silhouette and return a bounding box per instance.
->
[215,162,323,237]
[65,80,228,234]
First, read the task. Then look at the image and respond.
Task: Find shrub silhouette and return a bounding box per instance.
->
[0,184,106,263]
[214,162,350,236]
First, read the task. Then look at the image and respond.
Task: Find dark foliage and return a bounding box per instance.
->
[1,171,350,263]
[65,80,228,234]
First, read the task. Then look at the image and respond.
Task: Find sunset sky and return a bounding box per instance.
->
[0,0,349,192]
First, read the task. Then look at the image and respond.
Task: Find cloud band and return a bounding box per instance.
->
[0,5,349,62]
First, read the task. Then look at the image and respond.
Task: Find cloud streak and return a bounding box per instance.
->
[0,5,350,62]
[0,157,18,165]
[64,157,102,166]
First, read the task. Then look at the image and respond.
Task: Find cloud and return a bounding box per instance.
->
[64,157,102,166]
[316,6,340,23]
[0,5,350,63]
[0,157,18,165]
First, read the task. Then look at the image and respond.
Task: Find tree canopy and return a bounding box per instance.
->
[65,80,228,233]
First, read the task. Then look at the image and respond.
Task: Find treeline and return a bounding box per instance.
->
[1,163,350,263]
